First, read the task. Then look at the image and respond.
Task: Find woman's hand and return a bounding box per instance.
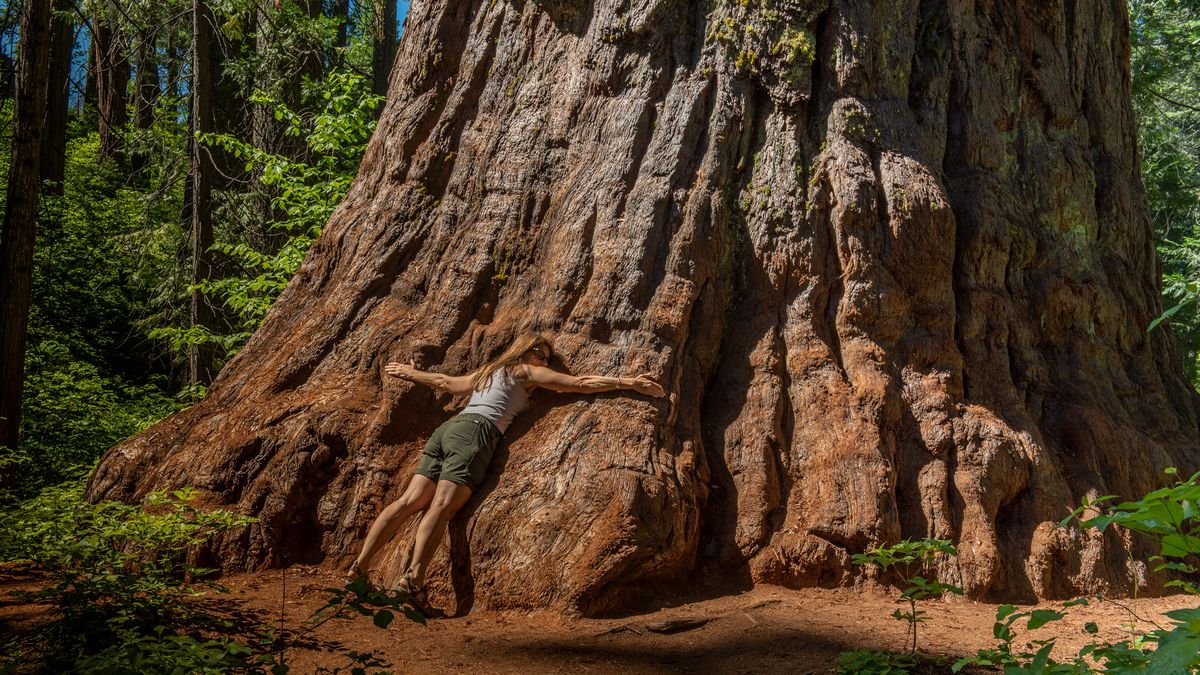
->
[384,360,418,380]
[627,373,666,398]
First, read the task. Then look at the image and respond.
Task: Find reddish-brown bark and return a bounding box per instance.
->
[90,0,1200,615]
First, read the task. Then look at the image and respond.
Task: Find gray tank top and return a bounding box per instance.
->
[460,368,529,434]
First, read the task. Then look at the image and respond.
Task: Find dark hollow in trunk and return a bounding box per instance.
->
[89,0,1200,615]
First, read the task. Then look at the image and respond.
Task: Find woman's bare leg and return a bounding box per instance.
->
[406,479,473,587]
[352,474,437,574]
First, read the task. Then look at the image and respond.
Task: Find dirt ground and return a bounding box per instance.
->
[224,567,1195,673]
[3,565,1196,673]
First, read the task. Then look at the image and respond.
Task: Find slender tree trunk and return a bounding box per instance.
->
[89,0,1200,615]
[131,28,160,177]
[331,0,349,52]
[370,0,396,98]
[83,32,97,106]
[40,0,73,196]
[165,31,183,108]
[93,11,130,164]
[189,0,217,386]
[249,0,283,253]
[0,0,53,470]
[251,0,278,154]
[300,0,323,84]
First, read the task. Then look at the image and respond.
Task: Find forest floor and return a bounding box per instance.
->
[2,565,1196,673]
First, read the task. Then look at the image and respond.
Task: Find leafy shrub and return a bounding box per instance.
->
[0,482,255,668]
[1064,468,1200,672]
[77,628,255,674]
[956,468,1200,672]
[16,340,176,496]
[850,538,963,656]
[0,481,422,672]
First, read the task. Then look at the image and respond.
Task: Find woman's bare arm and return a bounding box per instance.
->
[518,365,666,398]
[385,360,475,396]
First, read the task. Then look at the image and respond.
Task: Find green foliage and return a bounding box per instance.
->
[323,576,428,628]
[1063,468,1200,582]
[0,484,254,625]
[0,479,418,672]
[0,482,256,669]
[836,648,917,674]
[850,538,964,656]
[14,117,186,498]
[1131,0,1200,383]
[17,341,176,496]
[1065,469,1200,673]
[952,600,1090,673]
[76,628,256,674]
[153,71,382,360]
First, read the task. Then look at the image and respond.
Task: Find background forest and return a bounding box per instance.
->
[0,0,408,497]
[0,0,1198,671]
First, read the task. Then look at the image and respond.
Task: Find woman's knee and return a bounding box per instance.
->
[426,495,464,518]
[383,495,425,520]
[426,499,455,517]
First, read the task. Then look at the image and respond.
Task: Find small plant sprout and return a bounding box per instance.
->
[850,538,964,656]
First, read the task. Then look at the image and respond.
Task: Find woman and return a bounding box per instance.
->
[347,332,665,613]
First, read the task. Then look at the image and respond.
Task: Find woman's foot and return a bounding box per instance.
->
[345,560,366,584]
[397,573,443,618]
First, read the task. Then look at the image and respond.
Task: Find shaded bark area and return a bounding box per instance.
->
[90,0,1200,614]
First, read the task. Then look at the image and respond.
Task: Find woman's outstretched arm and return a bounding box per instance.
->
[518,365,666,398]
[385,360,475,396]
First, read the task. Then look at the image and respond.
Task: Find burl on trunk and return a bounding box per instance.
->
[88,0,1200,615]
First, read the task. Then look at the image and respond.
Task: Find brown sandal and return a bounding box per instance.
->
[397,573,443,618]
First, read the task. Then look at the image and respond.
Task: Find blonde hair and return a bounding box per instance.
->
[470,332,552,391]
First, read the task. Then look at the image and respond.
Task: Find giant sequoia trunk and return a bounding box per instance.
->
[89,0,1200,615]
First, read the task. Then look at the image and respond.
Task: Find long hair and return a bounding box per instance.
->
[470,332,552,391]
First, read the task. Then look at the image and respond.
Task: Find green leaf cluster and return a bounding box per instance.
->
[12,108,188,497]
[0,482,256,670]
[850,538,964,656]
[835,648,917,675]
[154,71,382,361]
[1132,0,1200,382]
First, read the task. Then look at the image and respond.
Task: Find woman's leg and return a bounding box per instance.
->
[405,479,473,587]
[352,473,437,573]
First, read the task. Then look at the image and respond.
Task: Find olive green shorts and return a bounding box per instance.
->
[415,413,502,491]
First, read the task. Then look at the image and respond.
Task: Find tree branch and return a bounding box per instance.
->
[1148,87,1200,114]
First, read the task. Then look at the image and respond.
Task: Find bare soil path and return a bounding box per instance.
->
[2,565,1194,673]
[224,568,1195,674]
